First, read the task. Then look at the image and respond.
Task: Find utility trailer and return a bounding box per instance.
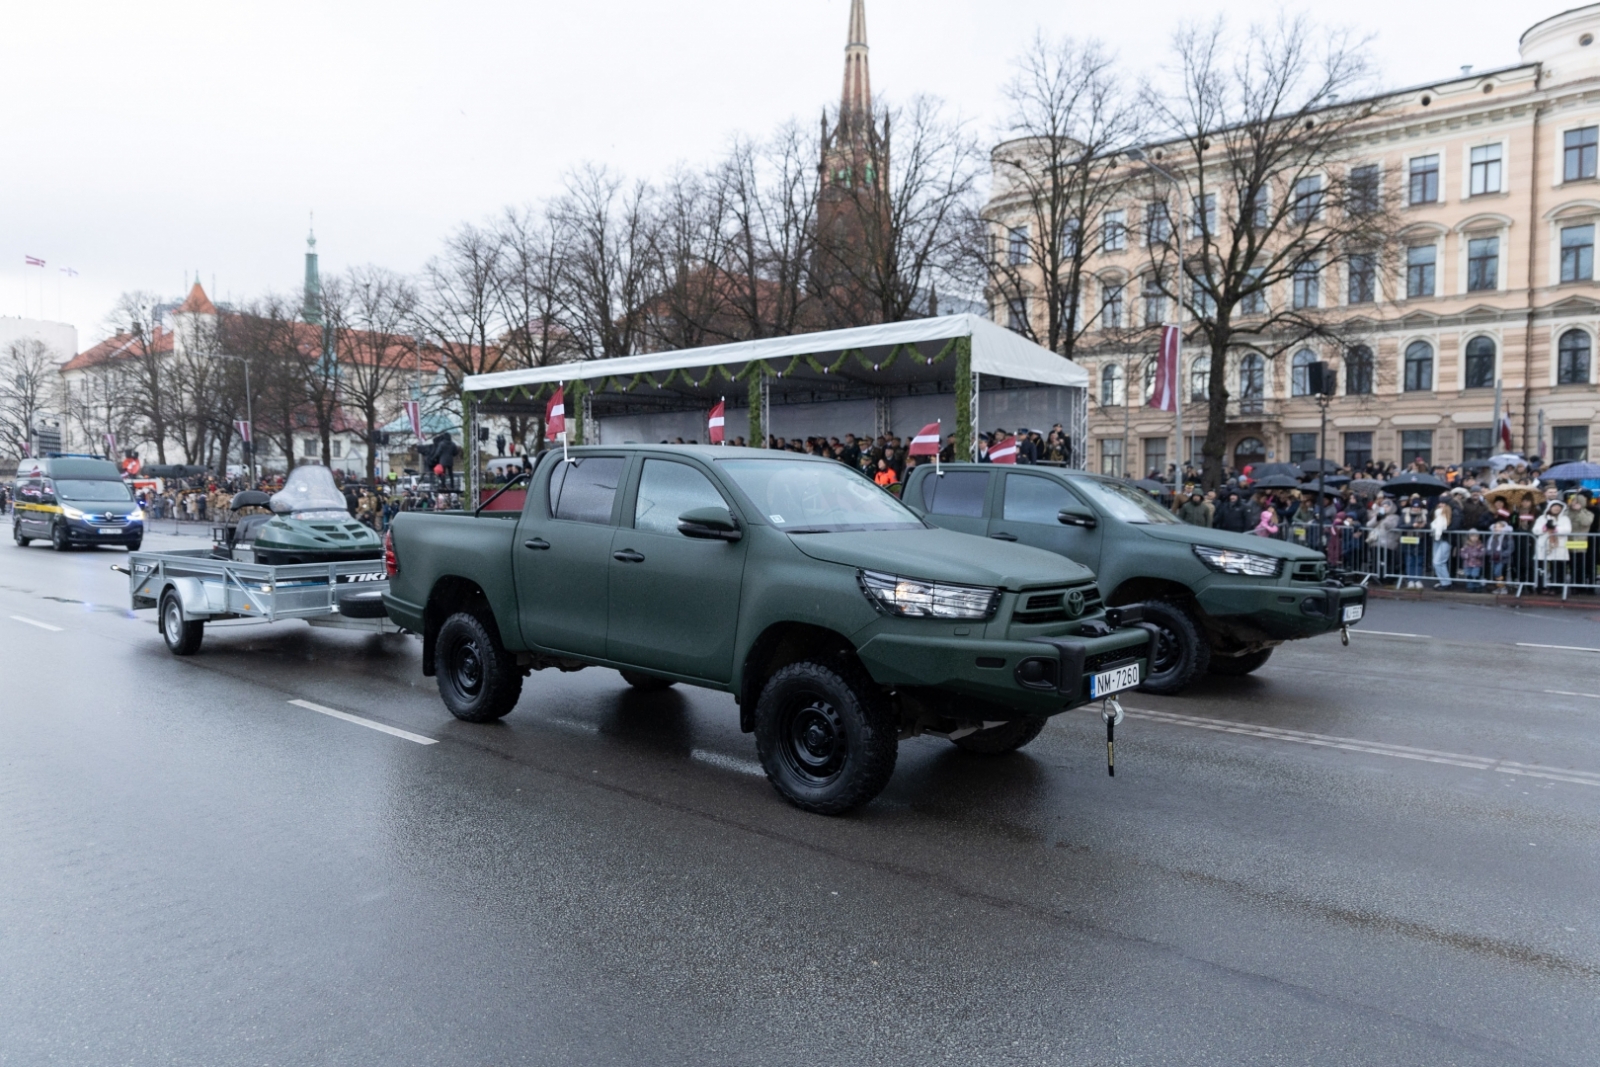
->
[119,549,395,655]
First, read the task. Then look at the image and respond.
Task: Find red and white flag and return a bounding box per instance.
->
[988,435,1018,464]
[908,422,941,456]
[402,400,422,441]
[24,255,44,267]
[545,386,566,440]
[708,399,726,444]
[104,432,117,455]
[1497,410,1514,450]
[235,419,252,444]
[1147,325,1179,412]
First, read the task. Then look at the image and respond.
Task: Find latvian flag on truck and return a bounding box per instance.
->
[909,420,942,474]
[708,399,726,444]
[988,434,1018,464]
[545,386,566,439]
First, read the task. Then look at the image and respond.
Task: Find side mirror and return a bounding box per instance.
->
[678,506,742,542]
[1057,506,1097,529]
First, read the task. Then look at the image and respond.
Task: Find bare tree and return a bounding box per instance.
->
[0,338,61,461]
[324,266,417,483]
[417,222,508,399]
[711,126,820,339]
[107,293,175,463]
[493,206,580,449]
[553,165,660,361]
[1141,16,1400,488]
[224,294,313,473]
[169,305,225,465]
[985,35,1146,356]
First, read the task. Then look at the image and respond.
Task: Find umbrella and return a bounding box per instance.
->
[1348,478,1384,496]
[1248,462,1304,479]
[1299,458,1341,474]
[1461,458,1494,471]
[1251,474,1304,490]
[1487,453,1524,471]
[1542,461,1600,480]
[1382,472,1449,496]
[1303,475,1351,492]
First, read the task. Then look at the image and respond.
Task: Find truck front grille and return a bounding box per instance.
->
[1291,561,1327,583]
[1013,582,1102,624]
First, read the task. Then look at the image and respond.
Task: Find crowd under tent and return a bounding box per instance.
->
[459,314,1088,497]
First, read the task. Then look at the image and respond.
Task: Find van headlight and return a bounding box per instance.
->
[858,569,1000,620]
[60,505,85,521]
[128,509,145,522]
[1192,544,1282,577]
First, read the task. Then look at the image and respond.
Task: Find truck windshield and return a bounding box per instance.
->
[55,479,133,502]
[718,459,923,533]
[1074,478,1182,525]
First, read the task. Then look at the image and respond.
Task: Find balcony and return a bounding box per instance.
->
[1227,396,1279,423]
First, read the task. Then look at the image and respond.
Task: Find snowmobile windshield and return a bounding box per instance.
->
[270,466,350,517]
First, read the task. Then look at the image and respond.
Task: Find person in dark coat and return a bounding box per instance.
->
[1214,491,1253,532]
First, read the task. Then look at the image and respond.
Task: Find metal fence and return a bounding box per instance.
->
[1261,521,1600,598]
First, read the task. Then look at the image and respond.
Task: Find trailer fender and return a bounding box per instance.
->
[164,576,221,619]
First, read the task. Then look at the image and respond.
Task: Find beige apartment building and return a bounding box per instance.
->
[988,4,1600,477]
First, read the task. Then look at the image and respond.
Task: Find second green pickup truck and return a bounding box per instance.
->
[384,446,1151,814]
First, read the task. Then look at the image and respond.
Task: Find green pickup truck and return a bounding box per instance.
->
[903,464,1365,694]
[384,446,1151,814]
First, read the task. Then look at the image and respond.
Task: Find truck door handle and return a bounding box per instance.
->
[612,549,645,563]
[523,538,550,550]
[990,532,1018,542]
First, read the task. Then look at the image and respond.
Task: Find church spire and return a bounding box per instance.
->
[840,0,871,135]
[302,216,323,326]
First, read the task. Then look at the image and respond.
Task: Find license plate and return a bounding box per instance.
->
[1342,603,1364,623]
[99,528,120,535]
[1090,662,1140,698]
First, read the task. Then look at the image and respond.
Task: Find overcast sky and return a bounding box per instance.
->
[1,0,1548,346]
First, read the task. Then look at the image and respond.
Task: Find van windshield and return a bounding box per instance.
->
[55,479,133,503]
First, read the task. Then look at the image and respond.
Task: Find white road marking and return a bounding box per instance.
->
[287,699,438,745]
[549,717,600,733]
[1544,689,1600,701]
[10,615,63,632]
[1125,707,1600,789]
[690,749,765,777]
[1352,629,1430,638]
[1517,642,1600,653]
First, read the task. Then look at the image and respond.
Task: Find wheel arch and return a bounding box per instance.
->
[422,575,502,676]
[1106,576,1197,611]
[737,621,862,733]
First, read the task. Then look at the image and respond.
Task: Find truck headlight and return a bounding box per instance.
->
[1192,544,1282,578]
[858,569,1000,620]
[60,505,85,521]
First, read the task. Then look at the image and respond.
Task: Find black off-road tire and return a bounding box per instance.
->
[1135,599,1210,695]
[159,591,205,656]
[619,670,676,692]
[754,660,897,815]
[1209,647,1274,677]
[51,522,69,552]
[13,525,28,547]
[951,717,1048,755]
[436,612,522,722]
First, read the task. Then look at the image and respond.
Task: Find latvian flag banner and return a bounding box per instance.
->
[104,432,117,455]
[1148,325,1179,412]
[235,419,252,444]
[402,400,422,441]
[24,255,44,268]
[545,387,566,439]
[989,435,1018,464]
[708,399,726,444]
[908,422,941,456]
[1497,409,1514,450]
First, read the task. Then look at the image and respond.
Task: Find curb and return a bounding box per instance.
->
[1365,585,1600,612]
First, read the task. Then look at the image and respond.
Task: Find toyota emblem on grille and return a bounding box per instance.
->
[1064,590,1086,618]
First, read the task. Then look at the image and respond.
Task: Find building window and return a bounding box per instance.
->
[1101,282,1124,329]
[1560,224,1595,282]
[1404,340,1434,391]
[1099,438,1124,477]
[1401,430,1434,466]
[1190,277,1216,318]
[1061,217,1081,257]
[1100,363,1126,406]
[1006,296,1029,333]
[1343,431,1373,470]
[1102,210,1126,252]
[1406,244,1437,298]
[1291,176,1323,222]
[1467,236,1499,291]
[1192,193,1217,236]
[1247,188,1270,229]
[1292,261,1320,309]
[1190,355,1210,402]
[331,440,343,458]
[1558,329,1592,385]
[1469,144,1503,195]
[1239,353,1265,414]
[1348,164,1380,215]
[1291,349,1317,396]
[1145,202,1171,243]
[1143,437,1167,478]
[1408,154,1440,204]
[1241,268,1267,314]
[1142,277,1166,327]
[1234,437,1266,466]
[1289,433,1318,464]
[302,438,317,457]
[1553,425,1590,462]
[1464,336,1496,389]
[1461,428,1494,462]
[1564,126,1598,182]
[1345,345,1374,395]
[1347,252,1376,304]
[1007,226,1029,265]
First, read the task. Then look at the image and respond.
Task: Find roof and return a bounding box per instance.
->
[461,315,1088,397]
[175,282,217,315]
[61,328,172,371]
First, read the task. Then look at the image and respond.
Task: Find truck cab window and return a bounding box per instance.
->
[1003,475,1078,524]
[548,456,625,524]
[921,471,988,517]
[634,460,725,535]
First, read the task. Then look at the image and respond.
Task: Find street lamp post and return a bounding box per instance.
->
[218,353,255,485]
[1128,148,1187,484]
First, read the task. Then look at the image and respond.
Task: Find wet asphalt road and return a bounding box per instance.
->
[2,533,1599,1066]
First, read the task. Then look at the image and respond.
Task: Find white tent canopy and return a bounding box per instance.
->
[463,314,1087,395]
